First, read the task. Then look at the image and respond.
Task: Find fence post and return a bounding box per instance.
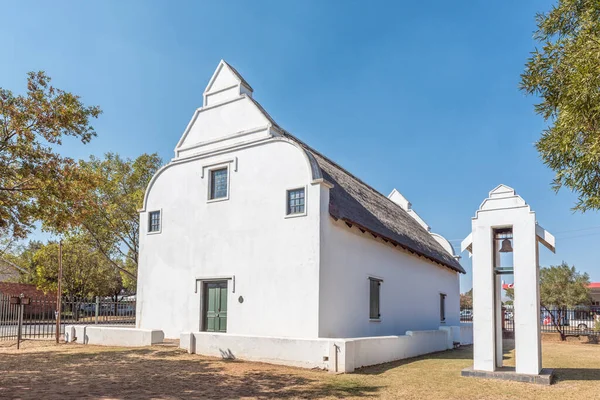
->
[17,301,23,350]
[95,296,99,325]
[55,240,63,343]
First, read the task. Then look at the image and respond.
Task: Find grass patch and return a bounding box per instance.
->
[322,378,380,397]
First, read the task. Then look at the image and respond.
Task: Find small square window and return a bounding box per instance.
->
[209,168,228,200]
[148,211,161,233]
[287,188,305,215]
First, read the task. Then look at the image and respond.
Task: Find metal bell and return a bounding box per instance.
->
[499,238,513,253]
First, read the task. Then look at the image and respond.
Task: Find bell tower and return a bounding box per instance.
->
[461,185,555,383]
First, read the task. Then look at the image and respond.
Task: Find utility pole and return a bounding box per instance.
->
[55,240,63,344]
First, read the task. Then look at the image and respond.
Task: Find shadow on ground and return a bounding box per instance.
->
[0,346,380,399]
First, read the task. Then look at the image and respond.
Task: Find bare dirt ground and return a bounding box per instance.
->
[1,339,600,399]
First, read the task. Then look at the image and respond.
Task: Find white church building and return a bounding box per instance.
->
[136,61,468,371]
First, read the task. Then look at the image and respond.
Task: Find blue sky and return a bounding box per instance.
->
[2,1,599,291]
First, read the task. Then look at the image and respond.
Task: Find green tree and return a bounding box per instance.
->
[460,289,473,309]
[0,72,101,240]
[521,1,600,211]
[79,153,161,281]
[505,262,590,340]
[505,287,514,302]
[33,235,120,300]
[44,152,161,282]
[3,239,43,284]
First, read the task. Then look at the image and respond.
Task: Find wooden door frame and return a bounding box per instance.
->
[196,277,232,332]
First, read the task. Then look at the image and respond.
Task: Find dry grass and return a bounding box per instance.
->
[1,339,599,399]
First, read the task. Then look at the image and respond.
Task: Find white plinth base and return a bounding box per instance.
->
[181,325,473,372]
[462,366,554,385]
[65,325,164,347]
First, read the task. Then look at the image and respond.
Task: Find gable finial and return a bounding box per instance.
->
[203,60,253,107]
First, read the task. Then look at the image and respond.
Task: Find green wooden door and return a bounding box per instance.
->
[203,281,228,332]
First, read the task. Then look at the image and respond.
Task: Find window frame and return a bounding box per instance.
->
[207,165,230,202]
[147,209,162,234]
[285,186,308,218]
[369,277,382,321]
[440,293,447,323]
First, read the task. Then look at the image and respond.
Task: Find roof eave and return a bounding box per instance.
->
[335,216,465,274]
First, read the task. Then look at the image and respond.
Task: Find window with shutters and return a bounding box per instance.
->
[440,293,447,323]
[369,277,382,320]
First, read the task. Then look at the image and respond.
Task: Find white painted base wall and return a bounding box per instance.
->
[347,330,449,371]
[460,322,474,345]
[183,332,334,369]
[65,325,164,347]
[183,325,473,372]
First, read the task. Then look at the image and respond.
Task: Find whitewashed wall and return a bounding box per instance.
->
[137,61,327,339]
[137,60,462,342]
[138,139,321,339]
[178,98,268,150]
[460,322,474,345]
[187,332,333,369]
[349,330,450,370]
[184,327,469,372]
[65,325,164,347]
[319,218,460,338]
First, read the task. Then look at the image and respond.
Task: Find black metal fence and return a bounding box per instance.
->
[460,307,600,336]
[0,292,135,341]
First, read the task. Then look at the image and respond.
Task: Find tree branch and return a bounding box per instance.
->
[82,222,136,279]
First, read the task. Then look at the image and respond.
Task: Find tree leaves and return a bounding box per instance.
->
[0,71,101,239]
[504,262,589,340]
[42,153,162,280]
[504,262,590,308]
[1,72,160,293]
[521,0,600,211]
[33,235,122,298]
[460,289,473,309]
[539,262,591,308]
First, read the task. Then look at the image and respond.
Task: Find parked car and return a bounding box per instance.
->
[569,320,591,331]
[460,310,473,320]
[567,310,598,331]
[79,303,96,313]
[99,302,135,316]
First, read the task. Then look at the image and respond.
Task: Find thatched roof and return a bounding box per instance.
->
[247,95,464,274]
[291,135,464,274]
